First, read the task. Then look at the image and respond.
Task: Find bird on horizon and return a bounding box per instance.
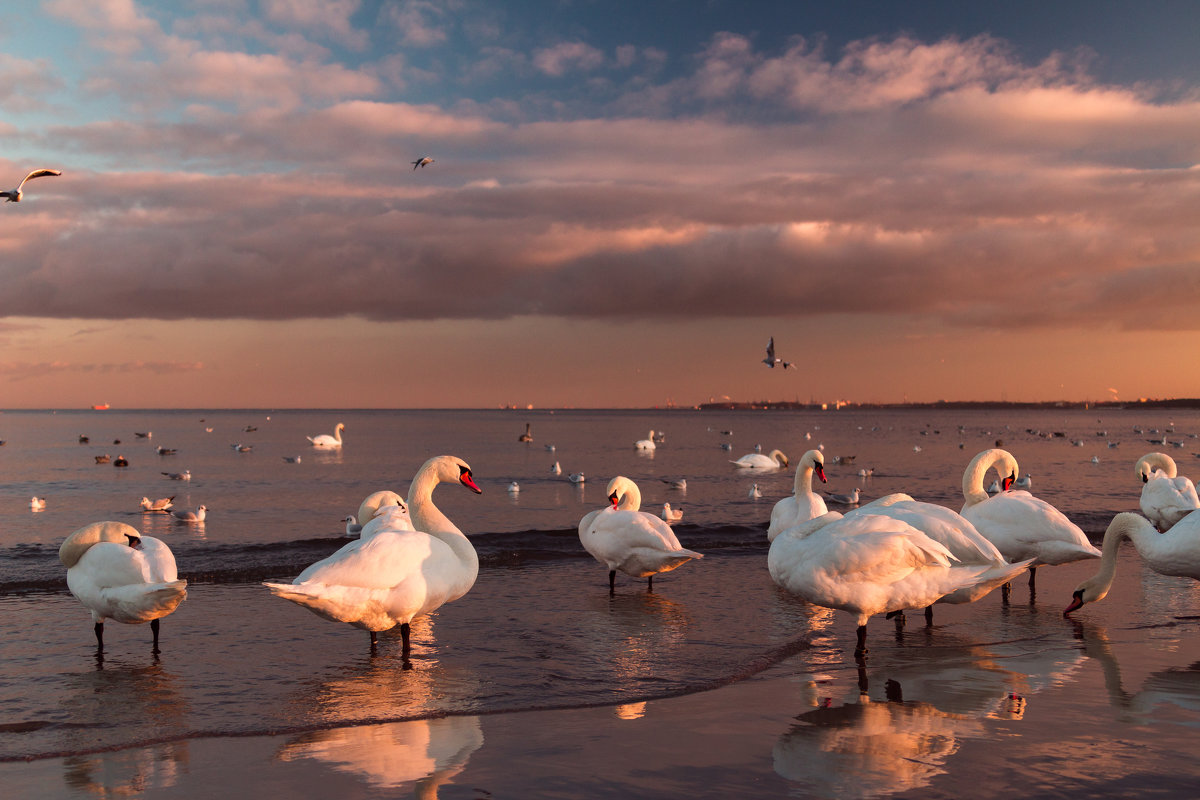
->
[762,337,793,369]
[1,168,61,202]
[412,156,434,170]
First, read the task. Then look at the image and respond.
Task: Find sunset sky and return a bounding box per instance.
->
[1,0,1199,408]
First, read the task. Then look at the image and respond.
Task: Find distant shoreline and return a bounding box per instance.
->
[694,398,1200,411]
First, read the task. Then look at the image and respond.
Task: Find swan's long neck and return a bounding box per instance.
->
[962,449,1018,508]
[333,425,343,444]
[615,480,642,511]
[409,470,463,537]
[1078,513,1158,603]
[1136,452,1176,480]
[794,462,816,497]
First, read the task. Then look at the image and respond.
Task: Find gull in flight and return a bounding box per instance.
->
[1,168,61,202]
[411,156,434,170]
[762,337,793,369]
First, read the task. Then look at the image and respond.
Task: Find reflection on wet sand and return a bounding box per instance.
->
[55,660,189,797]
[1074,618,1200,724]
[279,716,483,797]
[63,742,189,799]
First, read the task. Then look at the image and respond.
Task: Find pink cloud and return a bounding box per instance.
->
[261,0,368,50]
[533,42,605,77]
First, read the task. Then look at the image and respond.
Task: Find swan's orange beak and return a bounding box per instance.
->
[1063,590,1084,617]
[1002,472,1015,491]
[815,463,827,483]
[608,492,620,508]
[459,470,482,494]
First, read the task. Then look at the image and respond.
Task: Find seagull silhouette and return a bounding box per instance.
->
[1,168,61,202]
[762,337,793,369]
[411,156,434,170]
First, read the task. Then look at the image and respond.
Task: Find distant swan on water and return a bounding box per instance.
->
[308,422,345,448]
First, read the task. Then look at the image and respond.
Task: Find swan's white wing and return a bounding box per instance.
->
[294,531,439,588]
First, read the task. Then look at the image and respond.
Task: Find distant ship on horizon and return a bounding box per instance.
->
[91,403,110,410]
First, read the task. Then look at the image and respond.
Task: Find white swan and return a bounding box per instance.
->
[1,167,61,202]
[1064,511,1200,615]
[578,476,702,592]
[139,496,174,512]
[731,449,789,469]
[661,503,683,523]
[768,449,828,541]
[355,490,408,530]
[960,449,1100,589]
[59,521,187,650]
[848,494,1033,621]
[1135,452,1199,531]
[308,422,345,448]
[634,430,657,450]
[30,496,46,510]
[768,511,999,656]
[264,455,482,649]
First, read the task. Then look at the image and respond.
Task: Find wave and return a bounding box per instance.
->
[0,523,769,595]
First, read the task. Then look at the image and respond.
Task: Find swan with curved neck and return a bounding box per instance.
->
[960,448,1099,591]
[578,475,702,592]
[731,449,789,469]
[60,520,187,651]
[308,422,345,448]
[264,455,482,651]
[1065,511,1200,615]
[1134,452,1199,531]
[768,449,828,542]
[634,431,656,450]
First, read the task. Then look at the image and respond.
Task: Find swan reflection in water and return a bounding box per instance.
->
[1073,618,1200,725]
[279,715,483,796]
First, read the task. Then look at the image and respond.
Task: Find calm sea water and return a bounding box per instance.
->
[0,407,1198,797]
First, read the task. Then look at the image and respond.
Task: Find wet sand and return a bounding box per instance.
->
[4,555,1199,799]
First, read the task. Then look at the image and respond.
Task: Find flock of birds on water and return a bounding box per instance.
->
[49,411,1200,661]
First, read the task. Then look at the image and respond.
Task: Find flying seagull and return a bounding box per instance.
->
[411,157,434,170]
[763,337,793,369]
[1,168,61,202]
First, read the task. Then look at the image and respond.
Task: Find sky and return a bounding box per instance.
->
[1,0,1199,409]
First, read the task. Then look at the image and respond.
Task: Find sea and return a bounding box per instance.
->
[0,407,1198,798]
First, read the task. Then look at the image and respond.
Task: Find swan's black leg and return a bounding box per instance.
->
[924,606,934,626]
[1028,566,1037,590]
[608,570,616,594]
[151,618,161,652]
[400,622,411,654]
[854,625,868,657]
[94,621,104,649]
[1001,582,1011,605]
[647,575,654,592]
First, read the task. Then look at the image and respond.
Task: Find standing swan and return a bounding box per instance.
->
[1064,512,1200,615]
[768,449,828,541]
[768,511,998,657]
[731,449,789,469]
[960,449,1099,591]
[1134,452,1200,531]
[578,476,702,592]
[264,456,482,651]
[60,521,187,651]
[308,422,345,448]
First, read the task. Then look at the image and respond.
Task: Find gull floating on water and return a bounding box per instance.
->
[661,503,683,523]
[749,483,763,499]
[162,470,191,481]
[30,496,46,511]
[550,461,562,475]
[508,482,520,493]
[170,505,207,523]
[140,496,175,512]
[825,487,861,506]
[282,455,301,463]
[412,156,434,170]
[569,472,586,484]
[1,168,61,202]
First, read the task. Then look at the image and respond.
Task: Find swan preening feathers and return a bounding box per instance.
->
[264,456,481,650]
[578,476,702,592]
[60,521,187,650]
[1135,452,1199,531]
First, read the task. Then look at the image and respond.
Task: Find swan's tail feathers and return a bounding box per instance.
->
[941,559,1033,605]
[263,581,375,625]
[109,580,188,622]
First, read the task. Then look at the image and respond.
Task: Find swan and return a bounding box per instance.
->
[661,503,683,523]
[30,496,46,510]
[59,521,187,650]
[768,449,827,541]
[1065,511,1200,615]
[848,494,1032,621]
[960,449,1099,589]
[634,431,657,450]
[264,455,482,649]
[170,505,207,523]
[578,476,702,592]
[1,167,61,202]
[308,422,345,448]
[140,496,174,512]
[825,488,861,506]
[768,511,999,656]
[1135,452,1200,531]
[731,449,788,469]
[355,490,408,529]
[518,423,532,443]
